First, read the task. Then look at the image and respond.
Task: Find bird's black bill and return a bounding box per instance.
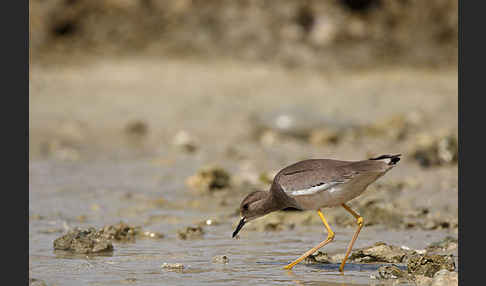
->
[232,217,246,238]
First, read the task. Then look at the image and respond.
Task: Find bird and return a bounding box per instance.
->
[232,154,401,272]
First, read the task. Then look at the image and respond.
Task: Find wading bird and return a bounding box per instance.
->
[232,154,401,272]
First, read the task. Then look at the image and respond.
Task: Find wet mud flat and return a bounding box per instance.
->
[29,159,457,286]
[29,59,457,285]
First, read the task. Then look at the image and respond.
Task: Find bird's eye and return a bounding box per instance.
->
[243,204,249,211]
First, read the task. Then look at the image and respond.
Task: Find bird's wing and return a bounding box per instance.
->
[274,159,360,196]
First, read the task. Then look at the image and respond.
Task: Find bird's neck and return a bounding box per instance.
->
[266,182,296,211]
[259,192,282,214]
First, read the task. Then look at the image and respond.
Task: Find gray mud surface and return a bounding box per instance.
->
[29,59,457,285]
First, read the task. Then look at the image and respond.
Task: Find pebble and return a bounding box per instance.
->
[186,166,231,193]
[177,226,205,240]
[161,263,185,271]
[212,255,229,264]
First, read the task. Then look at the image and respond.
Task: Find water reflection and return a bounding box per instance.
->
[53,249,114,259]
[286,270,352,286]
[284,263,406,286]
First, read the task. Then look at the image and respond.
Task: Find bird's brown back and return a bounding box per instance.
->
[273,159,391,193]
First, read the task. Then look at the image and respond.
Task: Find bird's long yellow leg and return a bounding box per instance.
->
[283,209,335,270]
[339,203,364,273]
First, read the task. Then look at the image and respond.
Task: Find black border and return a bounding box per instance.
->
[5,0,29,284]
[459,1,484,285]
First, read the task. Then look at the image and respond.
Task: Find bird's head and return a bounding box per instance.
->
[232,190,269,238]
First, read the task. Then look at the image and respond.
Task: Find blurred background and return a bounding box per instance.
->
[29,1,458,285]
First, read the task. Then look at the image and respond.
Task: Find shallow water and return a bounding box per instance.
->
[29,159,456,286]
[30,60,457,285]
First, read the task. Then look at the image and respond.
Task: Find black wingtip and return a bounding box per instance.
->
[369,154,401,165]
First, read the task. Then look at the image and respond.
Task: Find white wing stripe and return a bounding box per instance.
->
[290,181,341,196]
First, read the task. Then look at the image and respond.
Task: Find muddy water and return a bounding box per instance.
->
[29,59,457,285]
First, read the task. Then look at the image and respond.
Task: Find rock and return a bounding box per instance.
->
[212,255,229,264]
[358,203,404,228]
[331,253,345,263]
[259,130,281,146]
[427,236,458,252]
[195,218,222,227]
[414,270,458,286]
[125,120,148,136]
[304,251,333,264]
[308,128,341,145]
[53,223,163,253]
[29,278,48,286]
[264,222,286,232]
[349,242,411,263]
[415,275,434,286]
[58,120,86,143]
[422,213,458,230]
[362,114,412,141]
[416,249,428,255]
[303,255,318,264]
[431,269,458,286]
[100,221,140,242]
[177,226,205,240]
[53,227,113,254]
[258,171,277,186]
[309,16,337,47]
[407,254,455,277]
[252,110,352,143]
[161,263,185,271]
[99,221,164,241]
[203,219,220,226]
[263,112,310,139]
[411,131,458,167]
[377,265,408,280]
[139,231,165,239]
[31,0,457,69]
[333,195,405,229]
[186,166,231,193]
[40,139,80,161]
[172,130,198,152]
